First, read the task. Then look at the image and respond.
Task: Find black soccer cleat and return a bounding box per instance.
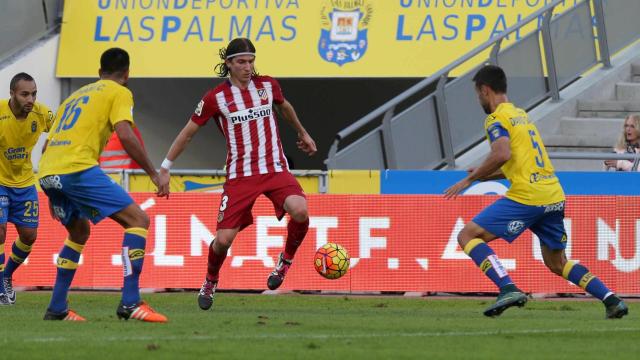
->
[605,296,629,319]
[267,253,292,291]
[483,289,528,317]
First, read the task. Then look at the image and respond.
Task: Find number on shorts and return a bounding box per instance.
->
[24,201,39,217]
[219,195,229,211]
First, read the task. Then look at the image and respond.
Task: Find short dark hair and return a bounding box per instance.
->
[472,65,507,93]
[100,48,130,75]
[214,38,258,78]
[10,72,34,91]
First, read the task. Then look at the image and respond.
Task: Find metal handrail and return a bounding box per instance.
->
[549,152,640,160]
[331,0,567,143]
[326,0,618,170]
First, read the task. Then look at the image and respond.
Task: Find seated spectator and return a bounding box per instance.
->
[99,126,145,170]
[604,114,640,171]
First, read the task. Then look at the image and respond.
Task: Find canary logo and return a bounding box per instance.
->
[480,259,493,273]
[128,249,145,261]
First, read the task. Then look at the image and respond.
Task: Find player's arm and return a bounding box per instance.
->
[161,120,201,167]
[469,167,506,181]
[157,120,201,195]
[444,137,510,199]
[467,138,510,182]
[275,100,317,156]
[115,121,167,197]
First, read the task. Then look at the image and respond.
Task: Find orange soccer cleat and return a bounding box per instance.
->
[116,300,168,323]
[43,309,87,321]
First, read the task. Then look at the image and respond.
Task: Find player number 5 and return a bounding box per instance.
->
[528,130,545,168]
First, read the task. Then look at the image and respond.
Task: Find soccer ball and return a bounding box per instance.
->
[314,243,350,279]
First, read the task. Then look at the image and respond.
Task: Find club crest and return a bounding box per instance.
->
[318,0,372,66]
[257,88,268,101]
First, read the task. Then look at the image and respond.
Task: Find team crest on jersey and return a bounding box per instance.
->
[217,211,224,223]
[318,0,372,66]
[257,88,269,101]
[507,220,525,235]
[31,120,37,132]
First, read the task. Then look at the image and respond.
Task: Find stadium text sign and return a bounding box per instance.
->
[12,193,639,294]
[57,0,579,77]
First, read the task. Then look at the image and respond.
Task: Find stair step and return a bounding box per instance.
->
[543,134,615,148]
[557,117,621,138]
[616,82,640,101]
[577,100,640,118]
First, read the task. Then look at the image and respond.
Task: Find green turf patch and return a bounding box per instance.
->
[0,293,637,359]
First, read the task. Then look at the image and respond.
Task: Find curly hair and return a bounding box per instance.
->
[214,38,258,78]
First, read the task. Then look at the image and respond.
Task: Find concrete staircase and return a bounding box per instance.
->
[543,63,640,170]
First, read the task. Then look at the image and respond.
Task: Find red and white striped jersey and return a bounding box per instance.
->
[191,76,289,179]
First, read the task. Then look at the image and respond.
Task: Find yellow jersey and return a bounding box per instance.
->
[484,103,565,206]
[39,80,134,177]
[0,100,54,187]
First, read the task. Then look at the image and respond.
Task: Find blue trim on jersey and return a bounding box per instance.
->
[472,197,567,250]
[486,123,509,143]
[39,166,133,226]
[0,185,39,228]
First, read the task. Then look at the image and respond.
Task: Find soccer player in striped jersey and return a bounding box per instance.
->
[158,38,317,311]
[0,73,53,305]
[445,65,628,319]
[38,48,169,322]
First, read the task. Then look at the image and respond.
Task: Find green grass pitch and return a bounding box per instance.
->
[0,292,637,359]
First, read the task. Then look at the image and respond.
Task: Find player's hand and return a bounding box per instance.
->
[604,159,617,168]
[444,178,472,200]
[154,170,171,199]
[297,132,317,156]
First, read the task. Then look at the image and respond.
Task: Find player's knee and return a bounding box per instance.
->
[70,228,90,245]
[18,231,37,245]
[136,211,150,229]
[457,227,475,248]
[287,203,308,223]
[213,236,233,252]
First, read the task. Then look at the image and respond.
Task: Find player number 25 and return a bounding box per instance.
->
[24,201,38,217]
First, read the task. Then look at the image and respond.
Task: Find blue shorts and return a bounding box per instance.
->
[472,197,567,250]
[0,185,39,228]
[38,166,133,226]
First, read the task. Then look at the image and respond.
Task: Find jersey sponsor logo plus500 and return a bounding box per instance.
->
[39,175,63,190]
[229,105,272,124]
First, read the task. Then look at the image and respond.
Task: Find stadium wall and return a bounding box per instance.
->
[9,182,640,295]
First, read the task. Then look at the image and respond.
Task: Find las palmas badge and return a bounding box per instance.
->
[318,0,373,66]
